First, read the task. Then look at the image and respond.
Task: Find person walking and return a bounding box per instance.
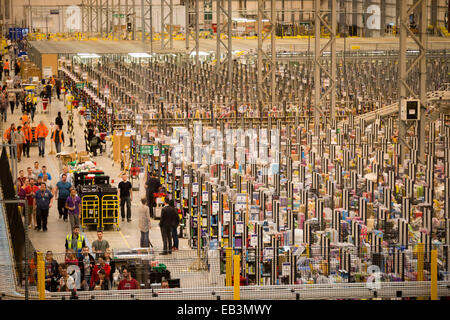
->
[55,78,62,100]
[159,198,179,255]
[3,59,9,77]
[34,183,54,232]
[32,161,40,178]
[38,165,52,180]
[60,166,73,185]
[118,174,133,222]
[65,225,86,260]
[91,230,110,259]
[45,81,52,104]
[22,121,32,158]
[51,124,64,153]
[145,171,162,218]
[65,188,81,230]
[55,111,63,131]
[35,121,49,157]
[19,110,29,125]
[14,60,20,76]
[30,95,37,122]
[172,204,180,252]
[7,89,15,114]
[0,91,8,122]
[55,173,72,221]
[138,197,152,248]
[12,125,24,162]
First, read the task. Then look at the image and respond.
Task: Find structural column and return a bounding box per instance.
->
[257,0,276,107]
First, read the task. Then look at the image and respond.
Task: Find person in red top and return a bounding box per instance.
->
[118,266,139,290]
[89,255,111,289]
[24,178,35,228]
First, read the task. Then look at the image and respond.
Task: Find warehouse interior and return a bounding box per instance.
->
[0,0,449,301]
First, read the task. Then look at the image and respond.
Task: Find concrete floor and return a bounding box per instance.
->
[8,94,192,257]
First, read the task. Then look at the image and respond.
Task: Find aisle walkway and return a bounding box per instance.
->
[8,92,190,256]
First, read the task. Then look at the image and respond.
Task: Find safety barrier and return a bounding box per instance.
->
[4,246,450,300]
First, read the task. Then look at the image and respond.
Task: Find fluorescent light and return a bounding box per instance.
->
[77,53,100,58]
[190,51,210,56]
[128,52,151,58]
[232,18,256,22]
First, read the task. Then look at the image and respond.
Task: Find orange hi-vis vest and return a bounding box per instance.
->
[35,124,49,139]
[22,126,32,142]
[3,127,15,141]
[52,129,64,143]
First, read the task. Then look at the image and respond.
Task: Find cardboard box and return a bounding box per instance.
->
[79,156,90,163]
[77,151,88,162]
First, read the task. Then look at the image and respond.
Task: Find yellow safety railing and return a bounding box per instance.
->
[37,252,45,300]
[431,249,437,300]
[225,247,232,287]
[233,254,240,300]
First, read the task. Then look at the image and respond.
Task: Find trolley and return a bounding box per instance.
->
[101,194,120,231]
[81,194,100,229]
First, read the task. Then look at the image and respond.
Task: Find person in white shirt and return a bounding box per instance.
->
[60,165,74,184]
[58,264,76,293]
[32,161,41,178]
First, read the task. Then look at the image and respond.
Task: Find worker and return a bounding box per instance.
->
[51,124,65,154]
[159,198,179,255]
[3,122,15,143]
[65,225,86,259]
[35,120,49,157]
[3,59,9,77]
[22,121,32,158]
[20,110,29,125]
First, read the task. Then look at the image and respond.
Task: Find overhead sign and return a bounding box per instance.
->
[140,144,154,155]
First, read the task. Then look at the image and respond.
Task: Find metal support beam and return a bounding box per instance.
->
[186,0,200,64]
[216,0,232,86]
[161,0,174,49]
[314,0,336,131]
[257,0,276,107]
[398,0,428,163]
[125,0,135,40]
[142,0,152,50]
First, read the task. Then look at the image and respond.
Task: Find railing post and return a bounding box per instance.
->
[233,254,240,300]
[37,252,45,300]
[417,243,424,300]
[225,247,232,287]
[431,249,438,300]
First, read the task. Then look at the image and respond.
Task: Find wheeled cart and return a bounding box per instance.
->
[101,193,120,231]
[81,194,100,228]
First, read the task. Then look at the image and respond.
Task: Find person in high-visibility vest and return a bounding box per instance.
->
[22,122,32,158]
[3,59,9,77]
[51,124,64,154]
[35,120,49,157]
[20,110,29,125]
[65,225,85,258]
